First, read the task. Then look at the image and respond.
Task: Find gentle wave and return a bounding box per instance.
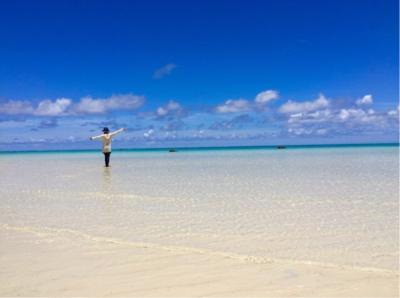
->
[1,223,397,276]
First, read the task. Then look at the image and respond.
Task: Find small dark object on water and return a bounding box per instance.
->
[276,145,286,149]
[169,148,177,152]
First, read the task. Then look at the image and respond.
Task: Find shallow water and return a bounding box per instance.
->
[1,146,399,272]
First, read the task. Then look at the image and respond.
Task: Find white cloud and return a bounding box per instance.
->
[289,107,382,127]
[104,94,144,109]
[254,90,279,104]
[356,94,373,106]
[288,109,332,124]
[75,97,107,114]
[166,100,181,110]
[215,99,250,113]
[387,105,399,117]
[335,108,387,126]
[34,98,72,116]
[74,94,145,114]
[286,105,393,137]
[156,100,183,117]
[279,94,329,114]
[338,109,350,121]
[287,124,330,137]
[288,127,313,136]
[153,63,177,79]
[0,98,72,116]
[338,108,369,122]
[0,100,34,115]
[283,94,399,137]
[0,93,144,116]
[143,129,155,138]
[156,107,168,116]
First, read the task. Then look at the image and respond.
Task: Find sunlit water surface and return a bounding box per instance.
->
[1,146,398,272]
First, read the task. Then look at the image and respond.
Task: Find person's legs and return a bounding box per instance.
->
[103,152,111,167]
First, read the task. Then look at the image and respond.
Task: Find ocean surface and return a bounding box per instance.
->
[1,144,399,273]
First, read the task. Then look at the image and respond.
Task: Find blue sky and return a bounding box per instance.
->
[0,0,398,150]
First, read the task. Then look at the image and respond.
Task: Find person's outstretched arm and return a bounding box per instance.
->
[90,134,104,140]
[110,128,125,137]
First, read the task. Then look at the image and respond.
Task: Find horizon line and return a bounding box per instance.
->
[1,142,398,154]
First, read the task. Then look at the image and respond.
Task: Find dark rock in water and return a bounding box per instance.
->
[169,148,177,152]
[276,145,286,149]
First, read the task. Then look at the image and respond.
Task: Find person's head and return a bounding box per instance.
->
[102,127,110,134]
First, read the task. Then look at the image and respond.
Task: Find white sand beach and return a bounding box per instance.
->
[0,147,399,296]
[0,224,398,297]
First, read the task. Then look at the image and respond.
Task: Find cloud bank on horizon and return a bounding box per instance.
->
[0,89,398,150]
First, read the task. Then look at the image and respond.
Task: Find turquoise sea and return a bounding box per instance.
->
[0,142,398,155]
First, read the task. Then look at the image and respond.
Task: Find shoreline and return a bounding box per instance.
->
[2,223,397,276]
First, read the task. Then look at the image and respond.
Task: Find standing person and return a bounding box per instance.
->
[90,127,125,167]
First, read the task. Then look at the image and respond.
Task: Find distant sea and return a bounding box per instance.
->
[0,142,398,154]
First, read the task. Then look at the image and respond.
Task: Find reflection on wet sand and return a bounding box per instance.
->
[102,166,112,192]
